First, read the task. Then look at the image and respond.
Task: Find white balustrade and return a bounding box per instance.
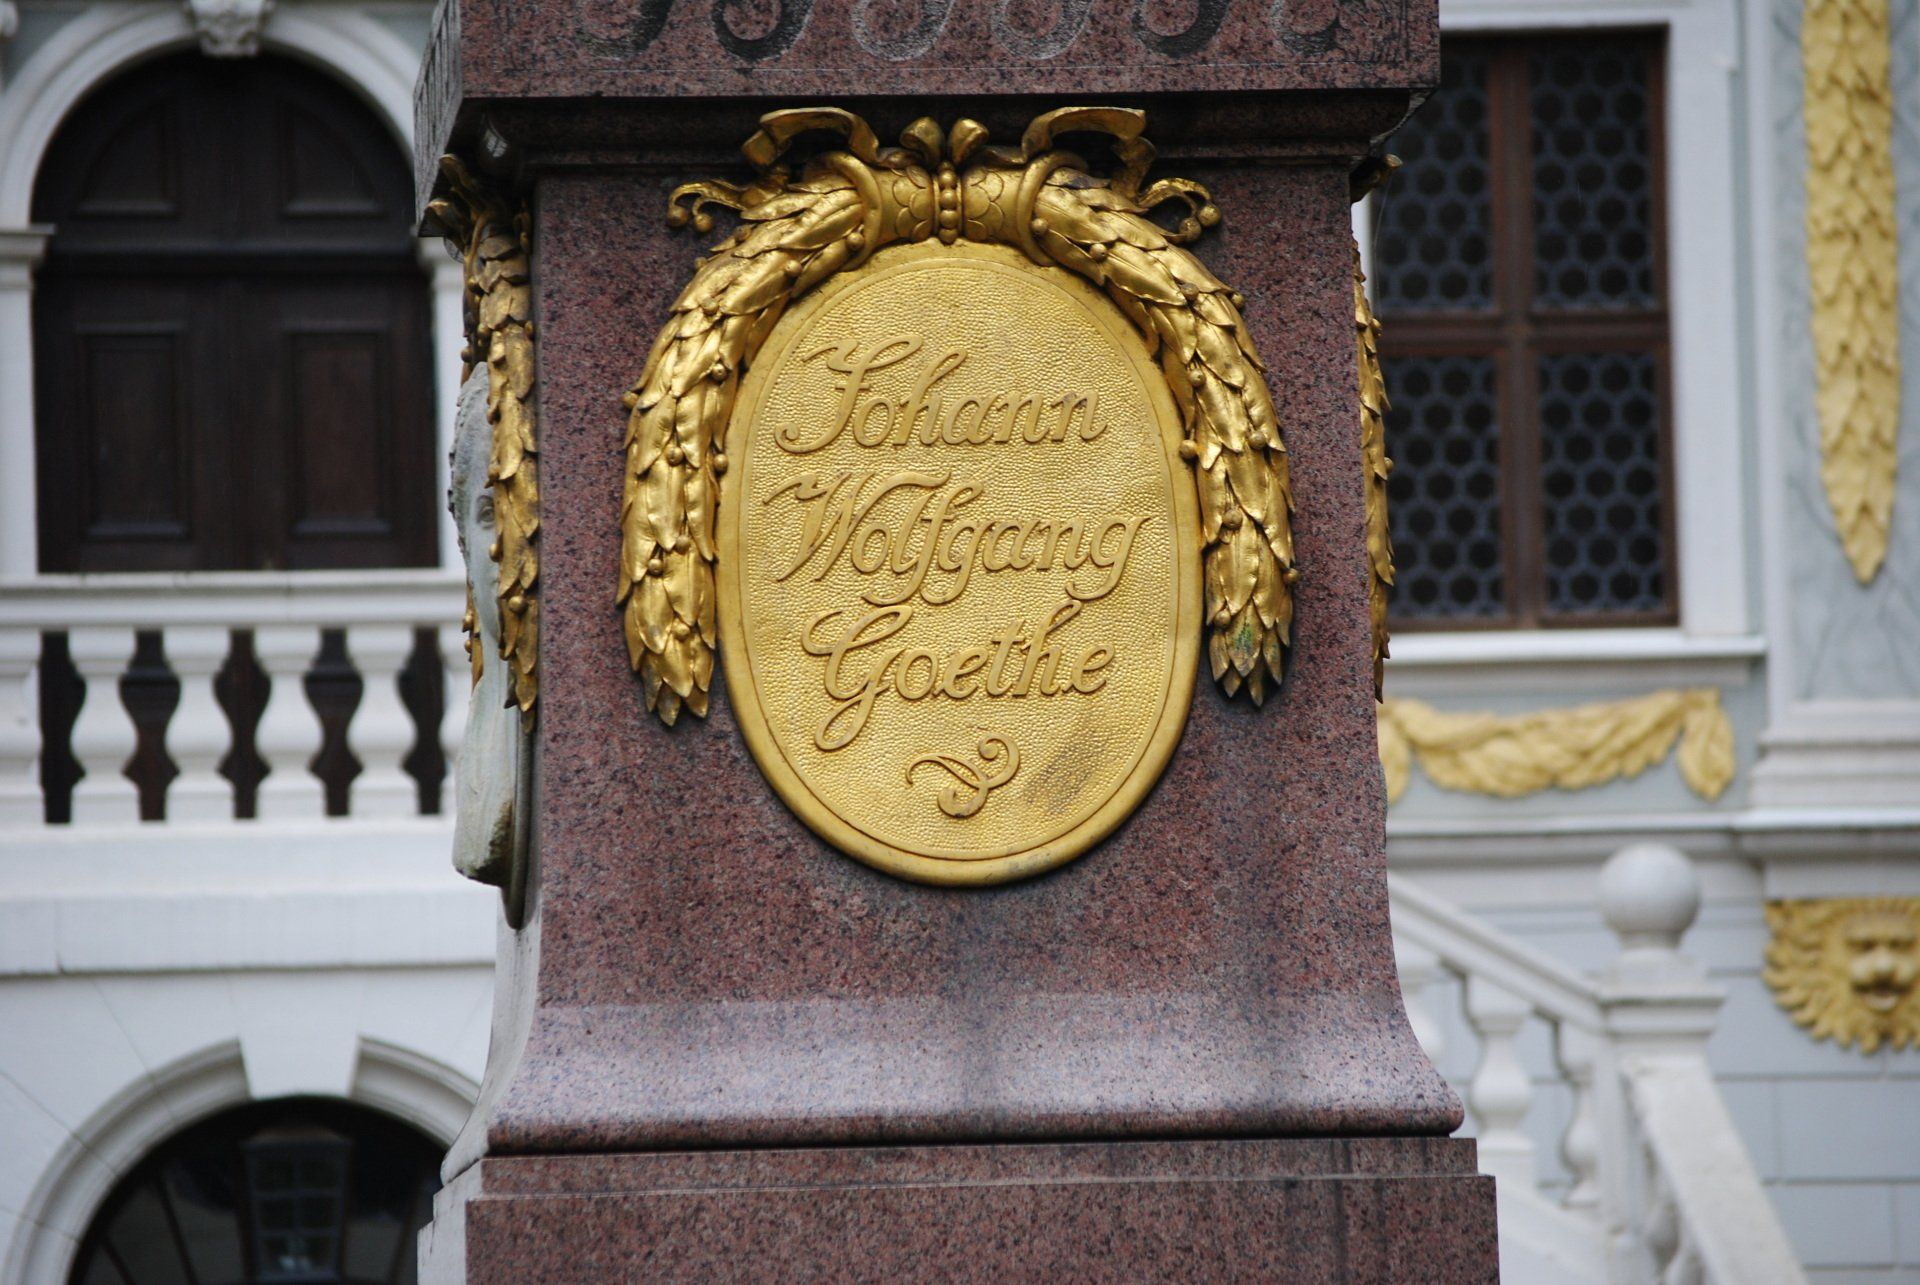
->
[0,627,37,826]
[1390,841,1806,1284]
[341,624,420,818]
[253,624,325,820]
[1555,1024,1602,1213]
[66,627,139,824]
[0,572,464,830]
[1464,974,1536,1187]
[1394,937,1447,1063]
[162,625,234,821]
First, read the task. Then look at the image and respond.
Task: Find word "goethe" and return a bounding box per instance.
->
[774,333,1112,453]
[802,601,1110,751]
[769,470,1151,606]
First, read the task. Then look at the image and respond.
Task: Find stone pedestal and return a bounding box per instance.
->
[417,0,1495,1278]
[421,1139,1491,1283]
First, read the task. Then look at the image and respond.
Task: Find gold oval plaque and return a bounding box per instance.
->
[720,241,1199,885]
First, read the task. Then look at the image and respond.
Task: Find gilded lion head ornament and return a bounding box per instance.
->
[1764,898,1920,1053]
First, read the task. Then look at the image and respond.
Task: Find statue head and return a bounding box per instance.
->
[448,366,530,917]
[1842,908,1920,1014]
[1766,898,1920,1052]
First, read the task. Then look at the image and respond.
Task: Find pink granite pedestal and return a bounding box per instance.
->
[421,1138,1493,1284]
[416,0,1496,1277]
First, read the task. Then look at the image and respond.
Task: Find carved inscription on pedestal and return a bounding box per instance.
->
[720,242,1198,885]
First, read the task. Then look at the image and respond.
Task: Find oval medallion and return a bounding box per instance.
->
[720,241,1199,885]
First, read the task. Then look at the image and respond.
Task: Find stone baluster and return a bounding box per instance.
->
[1464,975,1535,1187]
[344,625,418,816]
[67,627,139,824]
[1642,1150,1681,1278]
[0,629,39,826]
[1556,1023,1602,1211]
[1393,937,1448,1064]
[439,623,468,798]
[253,625,325,819]
[162,626,235,821]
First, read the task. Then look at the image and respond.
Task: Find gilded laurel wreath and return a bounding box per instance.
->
[1355,245,1394,700]
[428,156,540,724]
[619,107,1297,725]
[1350,156,1400,701]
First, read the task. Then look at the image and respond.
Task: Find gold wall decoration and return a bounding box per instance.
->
[1351,157,1399,700]
[1377,689,1734,804]
[1804,0,1900,583]
[717,239,1199,885]
[1766,898,1920,1052]
[428,156,540,722]
[620,107,1296,728]
[1354,242,1393,700]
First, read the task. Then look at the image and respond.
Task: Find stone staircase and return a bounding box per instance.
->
[1393,844,1804,1284]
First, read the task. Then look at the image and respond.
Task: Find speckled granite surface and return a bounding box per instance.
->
[415,0,1440,201]
[421,1138,1496,1283]
[460,151,1462,1157]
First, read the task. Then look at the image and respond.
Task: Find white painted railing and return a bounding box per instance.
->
[0,572,467,827]
[1392,844,1805,1285]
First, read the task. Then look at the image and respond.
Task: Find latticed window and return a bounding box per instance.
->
[1371,34,1675,628]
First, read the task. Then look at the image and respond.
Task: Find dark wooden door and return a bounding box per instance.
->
[32,52,437,572]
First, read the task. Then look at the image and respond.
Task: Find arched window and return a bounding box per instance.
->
[31,52,438,573]
[70,1098,442,1285]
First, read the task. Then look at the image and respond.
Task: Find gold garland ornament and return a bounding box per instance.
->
[1377,688,1734,804]
[427,156,540,724]
[1766,898,1920,1053]
[1804,0,1899,582]
[620,107,1297,725]
[1350,156,1400,699]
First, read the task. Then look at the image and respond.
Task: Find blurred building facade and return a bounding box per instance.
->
[0,1,1913,1281]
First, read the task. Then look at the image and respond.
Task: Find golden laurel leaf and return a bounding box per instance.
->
[1350,159,1399,701]
[1804,0,1900,582]
[619,108,1298,726]
[428,156,540,725]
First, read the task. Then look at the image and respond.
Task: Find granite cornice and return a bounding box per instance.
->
[420,90,1418,220]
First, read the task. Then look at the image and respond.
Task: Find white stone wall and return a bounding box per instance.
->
[0,822,498,1283]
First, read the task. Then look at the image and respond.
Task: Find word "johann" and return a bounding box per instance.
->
[774,333,1112,453]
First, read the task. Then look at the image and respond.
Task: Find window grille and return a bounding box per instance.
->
[1372,33,1674,629]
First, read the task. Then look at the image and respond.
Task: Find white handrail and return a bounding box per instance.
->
[0,572,467,828]
[0,570,465,628]
[1390,872,1605,1031]
[1625,1057,1805,1285]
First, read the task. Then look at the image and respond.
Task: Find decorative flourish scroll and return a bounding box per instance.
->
[1376,689,1734,804]
[427,157,540,724]
[1804,0,1899,582]
[620,106,1296,725]
[1766,898,1920,1053]
[908,735,1021,819]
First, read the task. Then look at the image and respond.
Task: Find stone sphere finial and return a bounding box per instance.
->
[1600,843,1705,986]
[1601,842,1701,945]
